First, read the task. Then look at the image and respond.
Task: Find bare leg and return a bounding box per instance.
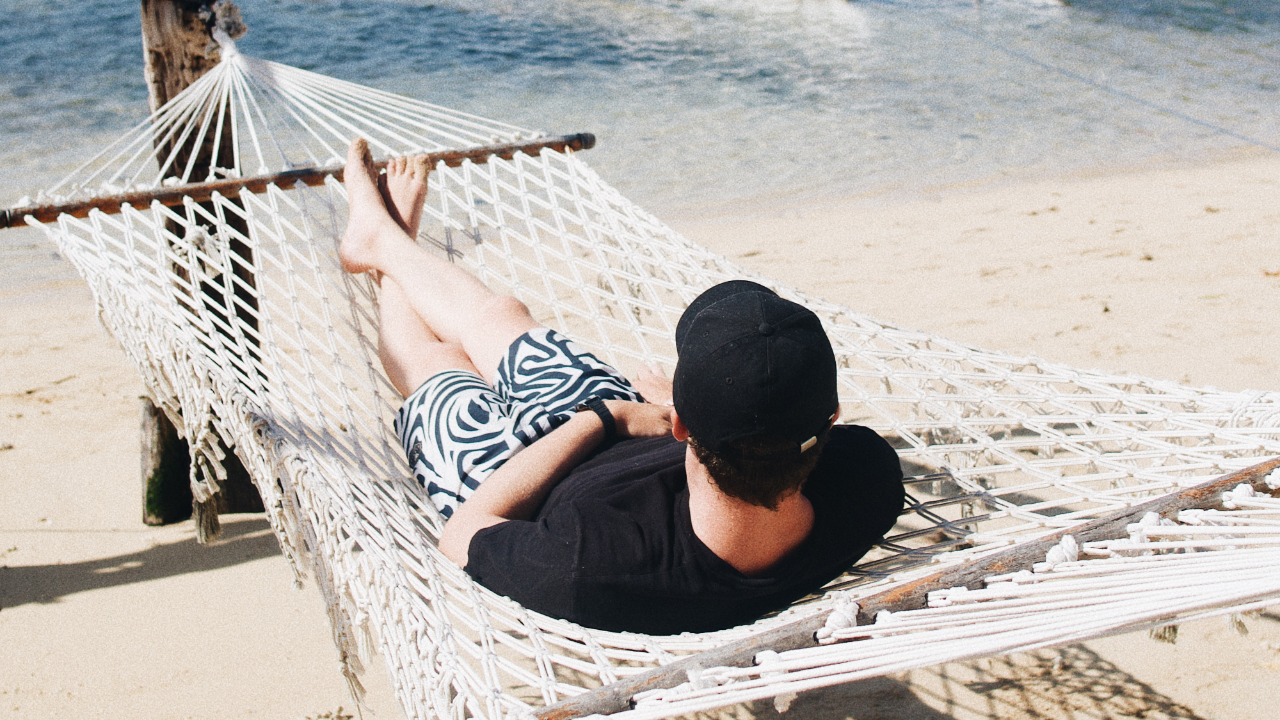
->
[375,154,479,396]
[342,138,538,385]
[377,281,479,396]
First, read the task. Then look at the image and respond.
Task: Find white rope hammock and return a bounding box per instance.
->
[20,35,1280,720]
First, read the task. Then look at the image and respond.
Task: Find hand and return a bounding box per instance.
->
[604,400,673,438]
[632,363,674,406]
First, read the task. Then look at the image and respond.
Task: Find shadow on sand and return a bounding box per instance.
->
[0,516,281,610]
[876,644,1203,720]
[674,642,1207,720]
[0,516,1216,720]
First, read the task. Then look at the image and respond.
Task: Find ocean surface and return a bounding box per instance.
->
[2,0,1278,297]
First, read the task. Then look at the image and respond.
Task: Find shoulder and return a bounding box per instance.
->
[822,424,903,478]
[806,424,904,529]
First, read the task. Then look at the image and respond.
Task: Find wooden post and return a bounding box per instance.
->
[141,396,192,524]
[140,0,232,114]
[139,0,261,527]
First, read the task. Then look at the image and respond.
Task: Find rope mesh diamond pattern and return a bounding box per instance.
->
[25,49,1280,720]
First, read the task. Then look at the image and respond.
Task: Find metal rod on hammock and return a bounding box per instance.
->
[534,455,1280,720]
[0,132,596,229]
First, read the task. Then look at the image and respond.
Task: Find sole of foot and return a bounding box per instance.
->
[340,138,394,274]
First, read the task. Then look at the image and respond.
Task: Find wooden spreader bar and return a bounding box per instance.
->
[535,455,1280,720]
[0,132,595,230]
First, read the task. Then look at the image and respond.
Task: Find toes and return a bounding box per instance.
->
[349,138,371,169]
[349,137,368,160]
[410,155,431,183]
[347,138,382,190]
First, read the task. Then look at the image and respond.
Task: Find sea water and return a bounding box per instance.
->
[2,0,1278,295]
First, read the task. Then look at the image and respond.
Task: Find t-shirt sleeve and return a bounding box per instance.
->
[815,425,906,547]
[462,510,584,616]
[854,426,905,538]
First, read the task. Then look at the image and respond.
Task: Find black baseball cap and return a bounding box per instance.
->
[672,280,839,454]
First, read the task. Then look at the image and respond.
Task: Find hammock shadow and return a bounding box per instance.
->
[697,643,1209,720]
[745,676,955,720]
[0,516,280,611]
[915,644,1206,720]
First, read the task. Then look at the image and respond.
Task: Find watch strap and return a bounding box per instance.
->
[577,396,616,443]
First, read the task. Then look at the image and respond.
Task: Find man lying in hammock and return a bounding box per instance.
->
[340,139,904,635]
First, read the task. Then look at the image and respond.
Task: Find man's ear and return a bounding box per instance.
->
[830,403,841,428]
[671,410,690,442]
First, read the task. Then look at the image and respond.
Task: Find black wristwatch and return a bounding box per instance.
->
[575,396,616,443]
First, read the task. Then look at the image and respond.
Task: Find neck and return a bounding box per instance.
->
[685,448,814,576]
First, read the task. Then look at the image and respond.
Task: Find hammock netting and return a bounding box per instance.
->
[23,40,1280,720]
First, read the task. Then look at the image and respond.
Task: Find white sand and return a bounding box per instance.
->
[2,151,1278,719]
[0,285,399,719]
[673,149,1280,393]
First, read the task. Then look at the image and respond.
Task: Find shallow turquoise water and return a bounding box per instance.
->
[2,0,1278,294]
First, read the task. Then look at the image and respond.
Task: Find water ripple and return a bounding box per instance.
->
[1,0,1276,215]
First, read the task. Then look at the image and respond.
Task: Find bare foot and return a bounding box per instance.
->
[381,154,430,237]
[340,138,400,274]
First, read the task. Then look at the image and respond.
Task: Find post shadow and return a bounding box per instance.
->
[0,517,281,611]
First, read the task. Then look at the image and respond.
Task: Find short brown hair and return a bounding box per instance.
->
[687,430,830,510]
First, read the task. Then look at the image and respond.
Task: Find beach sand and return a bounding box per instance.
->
[2,151,1278,719]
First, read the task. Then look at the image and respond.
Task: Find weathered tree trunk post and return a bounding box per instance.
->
[141,396,192,525]
[141,0,229,116]
[139,0,263,529]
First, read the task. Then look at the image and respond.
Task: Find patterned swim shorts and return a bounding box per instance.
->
[394,327,642,518]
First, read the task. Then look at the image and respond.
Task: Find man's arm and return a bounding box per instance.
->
[438,400,672,567]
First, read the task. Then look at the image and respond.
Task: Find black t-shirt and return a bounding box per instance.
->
[464,424,904,635]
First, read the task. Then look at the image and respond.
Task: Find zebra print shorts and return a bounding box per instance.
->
[394,327,642,518]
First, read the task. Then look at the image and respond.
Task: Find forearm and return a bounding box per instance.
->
[438,411,605,565]
[463,412,604,521]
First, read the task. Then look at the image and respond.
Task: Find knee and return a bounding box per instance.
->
[382,341,476,398]
[482,295,534,325]
[461,295,541,377]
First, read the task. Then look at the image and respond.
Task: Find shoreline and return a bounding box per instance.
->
[664,143,1280,227]
[3,150,1279,718]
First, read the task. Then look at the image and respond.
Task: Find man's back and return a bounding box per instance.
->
[464,425,904,634]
